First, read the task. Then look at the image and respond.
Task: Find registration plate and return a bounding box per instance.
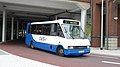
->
[79,51,84,53]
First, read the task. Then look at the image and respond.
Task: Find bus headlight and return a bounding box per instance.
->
[87,46,90,48]
[68,46,74,50]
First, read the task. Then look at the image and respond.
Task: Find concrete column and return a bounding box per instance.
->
[17,21,19,39]
[0,22,1,41]
[23,23,25,37]
[55,16,58,20]
[11,17,14,40]
[81,10,87,37]
[2,10,7,42]
[76,2,89,33]
[22,22,24,37]
[81,10,87,32]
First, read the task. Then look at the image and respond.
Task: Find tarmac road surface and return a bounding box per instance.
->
[0,39,120,67]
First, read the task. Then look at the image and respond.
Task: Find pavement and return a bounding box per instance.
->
[0,46,120,67]
[91,47,120,57]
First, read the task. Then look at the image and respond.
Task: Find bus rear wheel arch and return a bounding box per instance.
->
[56,46,64,57]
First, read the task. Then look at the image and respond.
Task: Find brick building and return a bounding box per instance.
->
[92,0,120,49]
[76,0,120,48]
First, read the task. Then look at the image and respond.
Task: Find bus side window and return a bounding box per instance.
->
[36,24,42,35]
[31,25,35,34]
[50,24,57,36]
[57,24,64,37]
[42,24,50,35]
[28,25,31,34]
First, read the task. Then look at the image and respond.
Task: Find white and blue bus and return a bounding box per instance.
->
[25,19,90,56]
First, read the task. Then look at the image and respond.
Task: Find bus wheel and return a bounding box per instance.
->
[30,42,34,49]
[57,47,64,57]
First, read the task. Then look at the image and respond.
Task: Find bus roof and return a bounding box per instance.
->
[30,19,80,25]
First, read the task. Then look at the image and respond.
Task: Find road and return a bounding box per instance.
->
[0,39,120,67]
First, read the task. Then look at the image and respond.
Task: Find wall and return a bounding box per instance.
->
[107,1,119,48]
[108,1,118,36]
[91,0,101,47]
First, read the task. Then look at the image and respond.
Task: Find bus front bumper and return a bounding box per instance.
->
[64,48,90,56]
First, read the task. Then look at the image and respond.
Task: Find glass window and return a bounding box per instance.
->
[62,24,85,39]
[28,23,64,37]
[50,24,57,36]
[57,24,64,37]
[31,25,37,34]
[36,24,43,34]
[42,24,51,35]
[50,23,64,38]
[29,24,51,35]
[28,25,31,34]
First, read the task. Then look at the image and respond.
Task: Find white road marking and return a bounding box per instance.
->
[91,54,119,59]
[102,61,120,65]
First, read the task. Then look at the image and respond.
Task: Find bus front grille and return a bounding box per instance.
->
[73,46,87,50]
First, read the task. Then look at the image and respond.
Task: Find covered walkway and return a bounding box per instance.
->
[0,0,90,42]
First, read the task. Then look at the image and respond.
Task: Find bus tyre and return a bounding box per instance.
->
[30,42,34,49]
[57,47,64,57]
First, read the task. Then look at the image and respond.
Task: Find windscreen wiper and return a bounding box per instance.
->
[64,27,74,39]
[69,34,74,39]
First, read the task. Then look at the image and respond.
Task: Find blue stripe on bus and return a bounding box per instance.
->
[33,41,58,53]
[64,48,90,56]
